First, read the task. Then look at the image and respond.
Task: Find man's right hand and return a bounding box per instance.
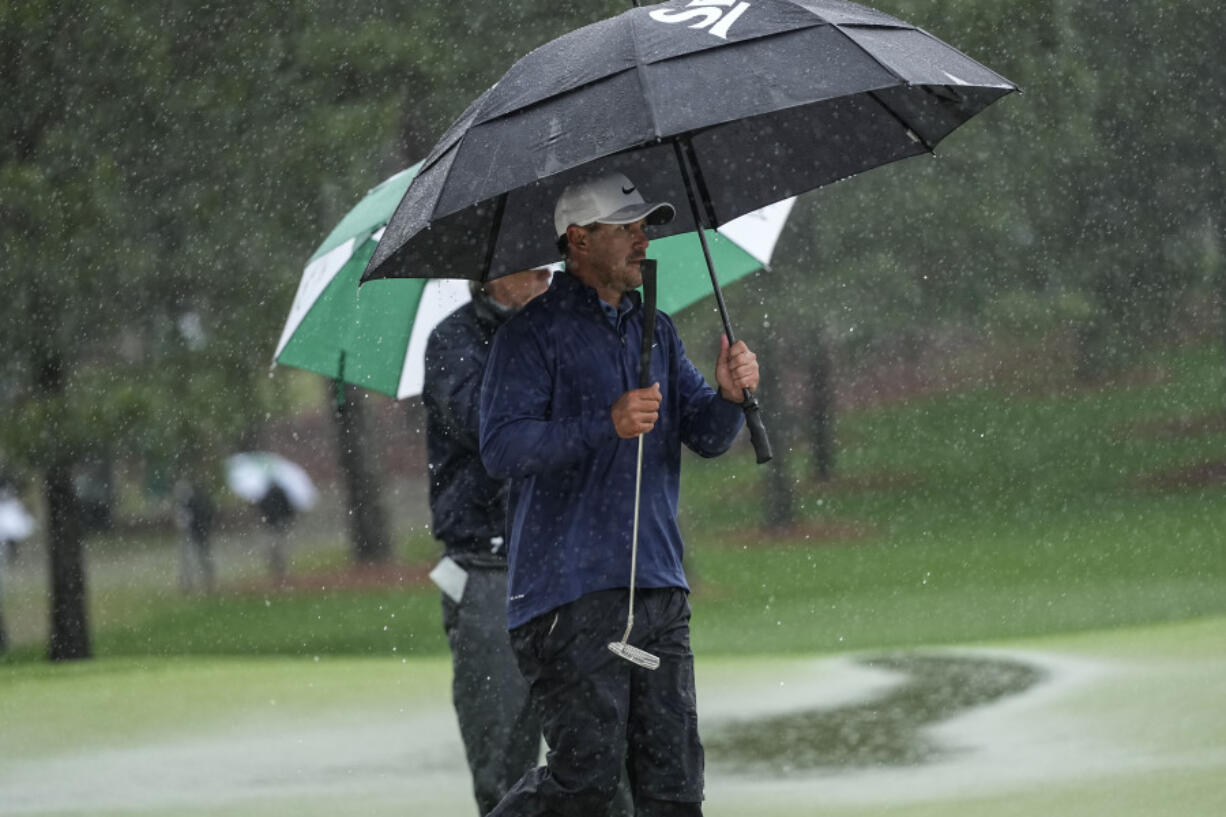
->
[611,383,661,438]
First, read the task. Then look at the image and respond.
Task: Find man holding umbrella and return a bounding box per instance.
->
[422,266,553,816]
[480,173,759,816]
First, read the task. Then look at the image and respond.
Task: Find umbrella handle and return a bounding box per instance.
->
[740,389,772,464]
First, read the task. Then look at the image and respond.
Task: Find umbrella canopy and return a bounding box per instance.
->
[358,0,1015,463]
[653,196,793,314]
[273,163,455,399]
[275,164,793,398]
[361,0,1016,284]
[224,453,318,512]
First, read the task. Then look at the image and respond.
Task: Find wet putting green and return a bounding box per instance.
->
[3,619,1224,816]
[705,652,1045,772]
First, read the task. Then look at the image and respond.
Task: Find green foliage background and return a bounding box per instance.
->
[2,0,1224,657]
[2,343,1220,661]
[4,0,1223,476]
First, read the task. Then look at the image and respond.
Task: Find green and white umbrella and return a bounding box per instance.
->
[650,196,794,315]
[274,165,793,399]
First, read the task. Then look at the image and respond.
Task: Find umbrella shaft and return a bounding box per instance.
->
[672,140,737,345]
[692,208,737,345]
[672,139,773,465]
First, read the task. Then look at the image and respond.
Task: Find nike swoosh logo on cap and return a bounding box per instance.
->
[622,185,636,195]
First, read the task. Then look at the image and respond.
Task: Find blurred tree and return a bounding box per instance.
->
[812,0,1226,378]
[748,194,839,529]
[807,329,837,482]
[4,0,1222,659]
[740,0,1225,521]
[332,382,390,562]
[758,323,798,531]
[0,0,631,659]
[1,1,357,658]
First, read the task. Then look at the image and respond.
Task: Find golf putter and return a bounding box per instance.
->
[608,259,661,671]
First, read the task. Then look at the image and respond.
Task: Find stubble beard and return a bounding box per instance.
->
[594,258,642,296]
[620,254,644,292]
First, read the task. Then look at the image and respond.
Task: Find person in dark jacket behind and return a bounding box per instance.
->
[422,267,552,817]
[480,172,760,817]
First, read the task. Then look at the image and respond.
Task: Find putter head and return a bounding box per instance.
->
[608,641,660,670]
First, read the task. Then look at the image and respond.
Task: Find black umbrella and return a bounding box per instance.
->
[362,0,1017,463]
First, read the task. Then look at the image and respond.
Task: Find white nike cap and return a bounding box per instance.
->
[554,172,675,238]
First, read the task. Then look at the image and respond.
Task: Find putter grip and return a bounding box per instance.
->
[639,260,658,389]
[741,388,773,464]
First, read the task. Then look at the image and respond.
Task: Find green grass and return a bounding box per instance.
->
[681,342,1226,654]
[3,343,1225,662]
[95,588,449,658]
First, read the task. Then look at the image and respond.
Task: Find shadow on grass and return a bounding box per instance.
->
[705,653,1044,773]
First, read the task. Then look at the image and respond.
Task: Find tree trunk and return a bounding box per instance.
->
[808,329,836,482]
[760,329,795,531]
[33,342,92,662]
[762,457,795,531]
[1218,224,1226,393]
[332,382,392,564]
[46,458,90,661]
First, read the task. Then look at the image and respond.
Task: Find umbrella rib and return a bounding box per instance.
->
[416,87,500,231]
[866,89,937,153]
[481,194,509,281]
[629,8,664,142]
[829,23,911,86]
[830,22,959,151]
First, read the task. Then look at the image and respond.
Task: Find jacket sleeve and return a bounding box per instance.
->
[480,318,617,479]
[423,320,484,452]
[675,332,744,457]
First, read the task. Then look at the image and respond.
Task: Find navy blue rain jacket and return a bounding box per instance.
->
[479,272,743,628]
[423,293,512,562]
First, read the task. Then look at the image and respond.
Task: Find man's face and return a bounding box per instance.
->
[486,267,552,310]
[579,220,649,295]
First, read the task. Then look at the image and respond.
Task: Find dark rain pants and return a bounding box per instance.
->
[443,565,544,816]
[487,587,704,817]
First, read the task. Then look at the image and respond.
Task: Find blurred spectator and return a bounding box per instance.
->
[257,482,295,583]
[173,479,217,593]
